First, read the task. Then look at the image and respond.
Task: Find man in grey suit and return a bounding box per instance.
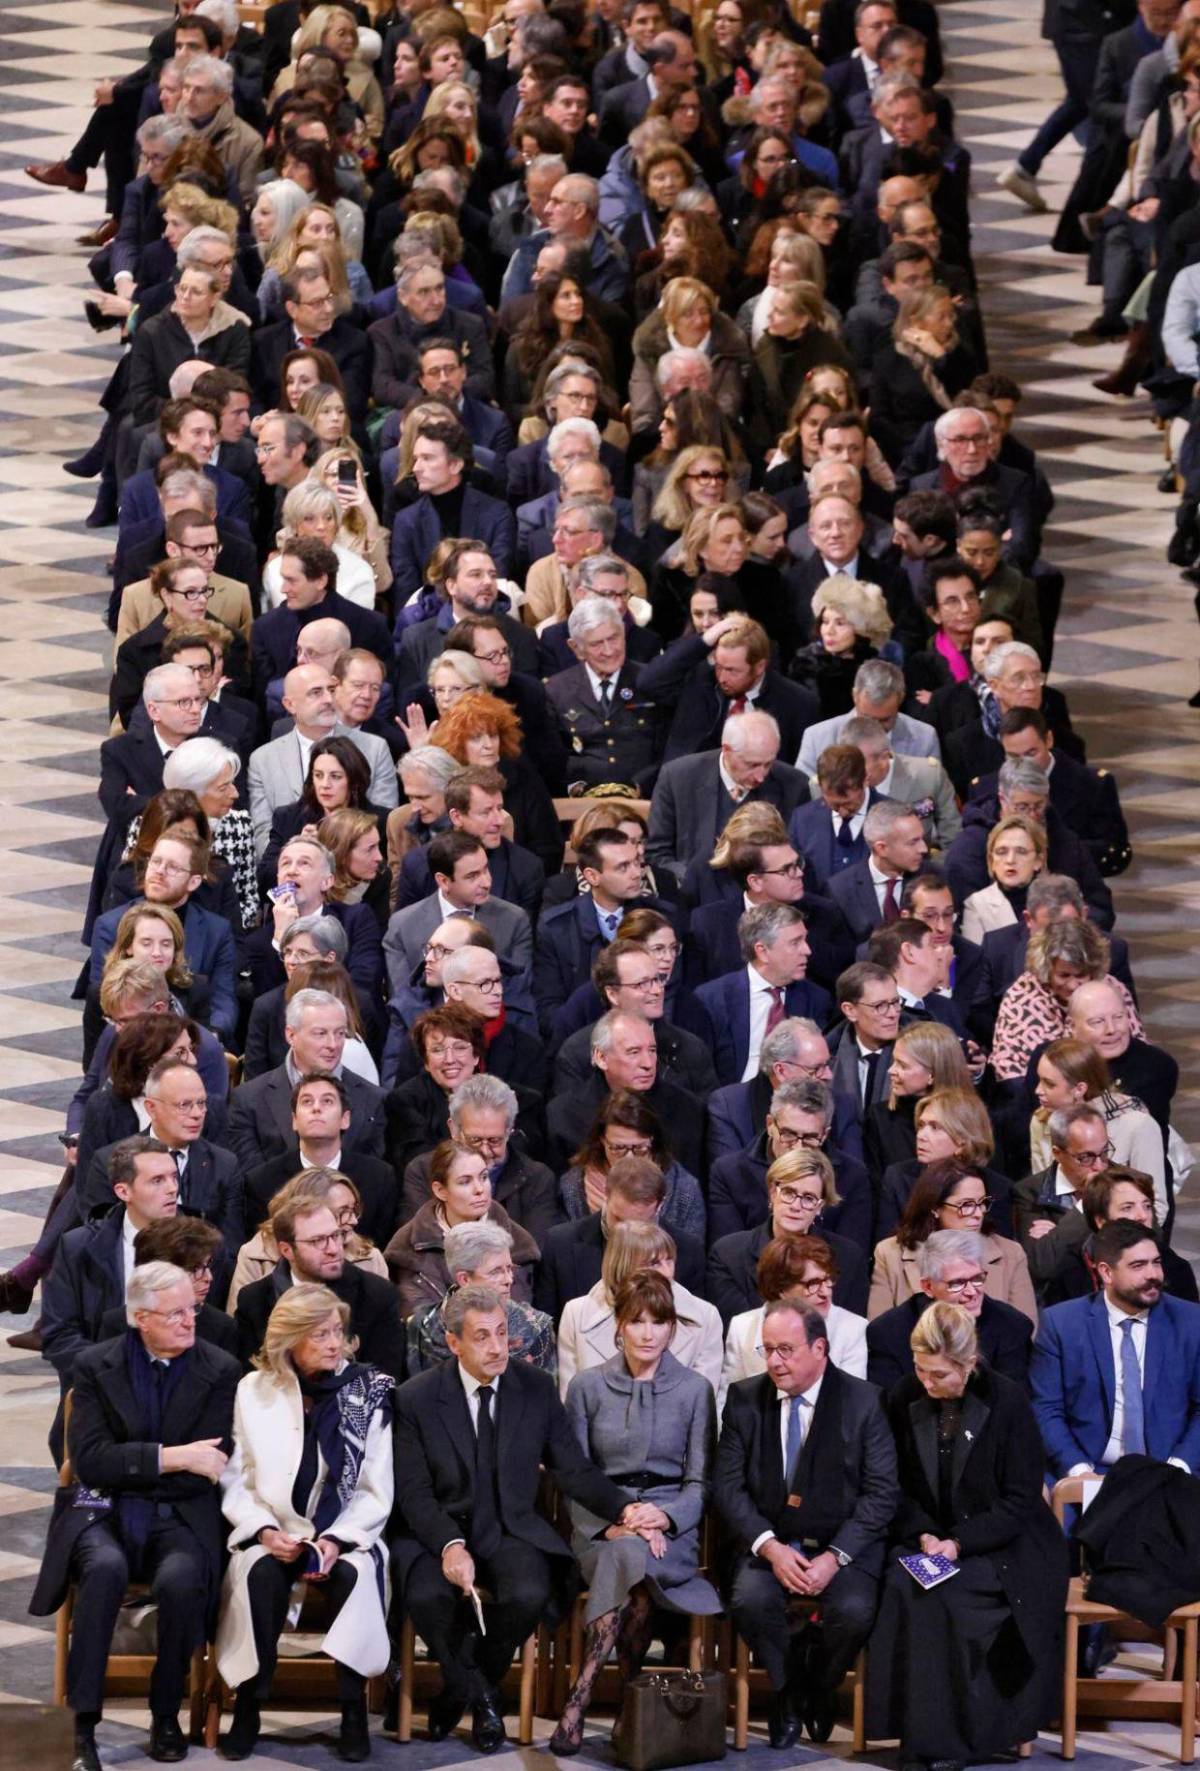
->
[228,988,387,1169]
[839,714,960,850]
[383,830,533,997]
[796,659,942,778]
[246,662,397,852]
[646,711,808,883]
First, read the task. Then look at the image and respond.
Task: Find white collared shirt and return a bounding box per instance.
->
[853,45,881,87]
[856,1038,885,1105]
[1053,1166,1085,1211]
[299,1142,342,1170]
[153,728,177,761]
[585,663,618,707]
[751,1374,825,1554]
[868,858,900,915]
[743,965,783,1083]
[719,755,748,804]
[458,1364,499,1430]
[821,552,859,579]
[436,888,471,922]
[831,802,867,843]
[1099,1300,1149,1470]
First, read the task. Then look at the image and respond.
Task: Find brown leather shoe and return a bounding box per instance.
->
[26,160,86,192]
[77,217,117,247]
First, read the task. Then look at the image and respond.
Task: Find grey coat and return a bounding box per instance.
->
[564,1352,722,1620]
[382,890,533,996]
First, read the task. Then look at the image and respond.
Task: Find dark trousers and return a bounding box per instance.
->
[399,1535,553,1705]
[245,1554,364,1702]
[68,1516,205,1718]
[1019,32,1101,174]
[730,1557,878,1694]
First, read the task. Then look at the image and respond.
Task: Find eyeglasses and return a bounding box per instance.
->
[758,860,804,878]
[423,942,453,960]
[1064,1144,1115,1168]
[474,646,511,667]
[861,995,901,1013]
[147,857,193,878]
[165,1097,207,1113]
[181,540,218,555]
[142,1306,196,1327]
[470,976,504,994]
[622,976,664,994]
[293,1231,343,1250]
[773,1129,825,1150]
[792,1275,834,1296]
[761,1343,804,1361]
[1004,670,1046,689]
[941,1273,985,1295]
[460,1132,508,1153]
[156,695,205,711]
[943,1196,992,1217]
[605,1137,655,1158]
[686,469,728,483]
[169,585,215,603]
[774,1186,824,1209]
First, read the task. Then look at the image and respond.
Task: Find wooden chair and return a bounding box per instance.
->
[552,797,653,865]
[729,1631,866,1752]
[1053,1476,1200,1762]
[391,1615,536,1744]
[53,1393,208,1739]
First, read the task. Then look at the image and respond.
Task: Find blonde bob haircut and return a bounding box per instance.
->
[914,1087,995,1167]
[253,1281,356,1382]
[680,502,746,576]
[601,1219,676,1300]
[889,1021,971,1108]
[811,572,893,647]
[985,812,1047,875]
[766,1146,839,1208]
[910,1298,978,1370]
[711,801,788,870]
[659,276,717,332]
[652,445,731,531]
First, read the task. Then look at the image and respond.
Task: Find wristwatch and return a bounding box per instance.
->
[830,1546,853,1569]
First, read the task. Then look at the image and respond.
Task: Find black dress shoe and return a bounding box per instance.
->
[148,1715,187,1762]
[73,1732,102,1771]
[219,1691,260,1760]
[427,1691,465,1741]
[84,300,122,335]
[470,1689,507,1755]
[805,1684,836,1743]
[338,1697,371,1762]
[0,1271,33,1314]
[767,1690,801,1749]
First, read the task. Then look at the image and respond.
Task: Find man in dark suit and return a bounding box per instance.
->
[866,1228,1033,1389]
[544,1011,704,1177]
[98,661,206,822]
[708,1078,874,1250]
[390,420,517,593]
[786,496,925,656]
[647,714,810,883]
[1031,1220,1200,1478]
[234,1194,405,1375]
[395,764,545,925]
[229,990,387,1169]
[396,583,539,690]
[533,1159,706,1319]
[714,1302,898,1745]
[243,1071,401,1248]
[543,599,665,790]
[865,915,969,1038]
[119,416,251,538]
[368,268,493,412]
[828,962,901,1137]
[390,1283,653,1751]
[901,870,993,1044]
[910,410,1038,566]
[636,614,820,767]
[707,1018,861,1168]
[828,800,930,943]
[695,904,833,1087]
[252,265,372,421]
[969,705,1131,876]
[97,1216,239,1356]
[28,1260,239,1771]
[505,432,630,507]
[251,537,392,691]
[788,743,882,891]
[818,0,943,83]
[550,937,716,1097]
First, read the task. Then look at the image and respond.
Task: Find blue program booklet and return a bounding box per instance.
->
[899,1552,961,1589]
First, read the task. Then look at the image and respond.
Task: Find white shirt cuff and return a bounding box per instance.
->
[751,1531,776,1556]
[1067,1462,1095,1477]
[1168,1458,1192,1474]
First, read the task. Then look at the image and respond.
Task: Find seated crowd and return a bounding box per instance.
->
[12,0,1191,1764]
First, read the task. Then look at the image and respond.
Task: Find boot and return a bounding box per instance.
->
[1168,499,1200,568]
[219,1687,261,1761]
[337,1696,371,1762]
[84,464,118,528]
[1093,321,1151,396]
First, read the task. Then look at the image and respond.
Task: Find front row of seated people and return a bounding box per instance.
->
[40,1124,1191,1771]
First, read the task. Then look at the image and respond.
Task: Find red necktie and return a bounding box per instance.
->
[727,696,747,718]
[765,985,787,1034]
[298,335,316,348]
[882,877,900,923]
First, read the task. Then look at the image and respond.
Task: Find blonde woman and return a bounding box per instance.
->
[792,572,893,716]
[649,444,734,538]
[876,1086,1011,1242]
[311,448,392,595]
[961,814,1047,945]
[268,4,384,136]
[424,79,484,166]
[215,1283,394,1760]
[865,1022,972,1182]
[318,807,388,927]
[262,480,378,609]
[228,1169,387,1311]
[257,212,361,322]
[557,1220,723,1398]
[629,276,751,432]
[870,283,977,464]
[736,231,834,345]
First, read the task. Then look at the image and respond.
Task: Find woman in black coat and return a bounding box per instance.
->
[866,1303,1068,1768]
[126,264,252,425]
[864,1023,973,1186]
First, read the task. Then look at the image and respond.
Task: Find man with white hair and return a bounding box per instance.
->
[98,662,207,821]
[942,639,1076,795]
[368,256,493,412]
[501,172,630,303]
[788,495,924,659]
[537,553,660,676]
[647,708,809,880]
[866,1228,1033,1389]
[655,347,713,405]
[910,407,1038,571]
[545,595,665,789]
[245,832,385,1000]
[489,151,570,263]
[31,1248,238,1771]
[546,1010,706,1178]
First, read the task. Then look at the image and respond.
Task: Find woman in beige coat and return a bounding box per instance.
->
[868,1157,1038,1325]
[557,1221,724,1398]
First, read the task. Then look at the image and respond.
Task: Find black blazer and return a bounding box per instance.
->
[545,1073,703,1180]
[877,1158,1013,1243]
[100,1298,239,1356]
[235,1260,405,1377]
[390,1357,631,1588]
[252,315,372,420]
[706,1218,868,1325]
[635,631,820,766]
[28,1334,239,1620]
[229,1064,387,1170]
[401,1143,558,1248]
[866,1293,1032,1392]
[552,1016,717,1103]
[707,1133,874,1252]
[395,834,544,926]
[863,1095,918,1184]
[243,1147,401,1249]
[97,725,169,823]
[534,1211,706,1322]
[713,1364,898,1577]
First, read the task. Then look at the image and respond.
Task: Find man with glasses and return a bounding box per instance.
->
[1014,1104,1119,1306]
[829,960,902,1133]
[401,1074,558,1248]
[537,552,660,677]
[233,1193,405,1376]
[551,935,718,1098]
[696,902,830,1087]
[244,1071,399,1248]
[708,1016,853,1167]
[116,503,255,653]
[99,661,207,821]
[901,870,993,1044]
[866,1228,1033,1389]
[943,638,1085,796]
[709,1078,873,1250]
[911,408,1038,571]
[254,266,371,421]
[536,1156,707,1319]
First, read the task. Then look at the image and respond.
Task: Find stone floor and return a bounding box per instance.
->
[0,0,1197,1760]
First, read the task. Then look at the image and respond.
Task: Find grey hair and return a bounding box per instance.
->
[933,404,988,445]
[159,468,213,508]
[739,901,805,964]
[143,662,196,708]
[254,179,312,248]
[395,253,443,292]
[282,480,341,528]
[873,70,920,106]
[998,757,1049,798]
[284,986,347,1031]
[196,0,239,41]
[568,594,624,642]
[556,173,599,213]
[280,834,334,877]
[1047,1102,1105,1149]
[770,1078,834,1126]
[163,736,241,794]
[545,417,601,463]
[443,1282,505,1337]
[863,798,917,846]
[427,650,485,693]
[573,552,629,594]
[916,1228,987,1283]
[981,640,1041,684]
[1027,874,1085,918]
[674,187,718,214]
[840,715,889,748]
[590,1009,651,1056]
[280,912,348,961]
[138,114,191,152]
[655,347,711,393]
[529,152,570,180]
[184,53,233,93]
[398,744,464,790]
[412,167,465,206]
[559,495,616,543]
[761,1299,828,1346]
[854,659,905,703]
[449,1073,518,1130]
[126,1260,191,1327]
[177,224,234,264]
[442,946,501,988]
[722,709,781,755]
[545,360,601,404]
[760,1017,822,1075]
[443,1219,513,1280]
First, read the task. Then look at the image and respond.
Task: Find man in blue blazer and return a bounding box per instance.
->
[788,743,883,890]
[827,800,930,945]
[118,404,251,538]
[389,418,516,593]
[250,537,392,691]
[89,829,238,1042]
[694,903,832,1088]
[505,432,629,506]
[394,764,545,926]
[1030,1220,1200,1479]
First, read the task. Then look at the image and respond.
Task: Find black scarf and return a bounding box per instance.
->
[119,1331,190,1553]
[781,1366,850,1551]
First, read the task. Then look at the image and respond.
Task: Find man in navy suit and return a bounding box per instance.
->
[414,338,513,474]
[252,265,372,421]
[251,537,392,693]
[637,614,819,767]
[98,661,206,822]
[390,417,516,592]
[118,396,251,538]
[821,0,897,136]
[695,904,833,1088]
[828,799,929,944]
[899,870,992,1044]
[505,429,629,508]
[1031,1220,1200,1478]
[647,711,809,883]
[865,914,968,1038]
[708,1077,873,1249]
[788,743,879,890]
[245,833,384,1004]
[707,1018,862,1168]
[394,764,545,926]
[866,1229,1032,1390]
[228,990,387,1170]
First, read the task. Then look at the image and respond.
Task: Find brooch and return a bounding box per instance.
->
[620,687,633,701]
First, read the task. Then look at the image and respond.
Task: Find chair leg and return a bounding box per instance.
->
[1180,1617,1198,1765]
[734,1634,749,1752]
[688,1615,704,1674]
[398,1617,414,1744]
[54,1596,71,1707]
[1062,1612,1080,1760]
[518,1633,536,1745]
[188,1646,207,1740]
[852,1647,867,1753]
[1167,1625,1181,1681]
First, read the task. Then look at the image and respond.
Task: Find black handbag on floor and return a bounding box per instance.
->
[612,1669,727,1771]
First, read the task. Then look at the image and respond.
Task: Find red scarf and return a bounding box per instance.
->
[481,1007,507,1059]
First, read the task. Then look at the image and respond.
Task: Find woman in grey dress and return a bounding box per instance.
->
[551,1271,721,1755]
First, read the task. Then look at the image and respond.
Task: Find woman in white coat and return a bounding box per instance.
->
[557,1221,724,1399]
[216,1284,394,1763]
[719,1232,867,1417]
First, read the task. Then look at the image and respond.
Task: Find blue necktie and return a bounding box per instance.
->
[600,910,620,940]
[836,815,856,851]
[1119,1319,1145,1456]
[785,1394,807,1488]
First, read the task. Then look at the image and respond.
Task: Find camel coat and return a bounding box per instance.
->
[868,1232,1038,1326]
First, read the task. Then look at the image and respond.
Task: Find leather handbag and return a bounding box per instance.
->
[612,1669,727,1771]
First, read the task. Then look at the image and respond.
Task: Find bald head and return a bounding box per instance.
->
[295,617,351,670]
[1068,979,1132,1061]
[281,663,338,738]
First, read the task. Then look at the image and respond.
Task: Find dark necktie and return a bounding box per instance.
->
[765,985,786,1036]
[836,815,856,851]
[785,1394,808,1489]
[470,1386,502,1560]
[882,877,900,923]
[598,677,613,714]
[862,1048,881,1108]
[1119,1320,1145,1456]
[172,1150,186,1207]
